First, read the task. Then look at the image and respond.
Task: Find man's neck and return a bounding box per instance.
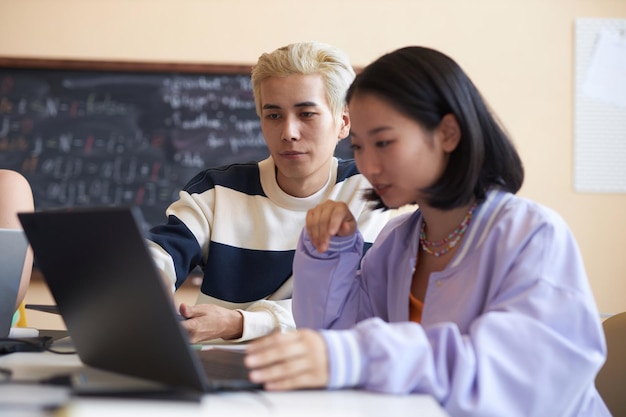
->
[275,162,332,198]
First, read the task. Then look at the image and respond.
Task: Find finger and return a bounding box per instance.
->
[326,203,350,237]
[247,343,309,384]
[180,316,196,332]
[314,202,353,251]
[263,370,326,391]
[179,303,194,318]
[245,331,315,370]
[337,214,357,237]
[306,208,326,252]
[180,316,206,343]
[307,201,341,252]
[250,356,323,390]
[245,332,296,362]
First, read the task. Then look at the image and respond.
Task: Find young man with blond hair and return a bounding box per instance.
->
[147,42,391,343]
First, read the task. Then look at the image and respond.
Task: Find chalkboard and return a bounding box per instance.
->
[0,58,353,231]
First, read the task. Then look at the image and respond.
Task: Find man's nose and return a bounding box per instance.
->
[281,118,300,141]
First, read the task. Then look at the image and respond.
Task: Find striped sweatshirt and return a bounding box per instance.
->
[147,156,390,341]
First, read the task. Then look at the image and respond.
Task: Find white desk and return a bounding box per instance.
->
[0,349,450,417]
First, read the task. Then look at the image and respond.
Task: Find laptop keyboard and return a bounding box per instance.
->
[197,348,251,380]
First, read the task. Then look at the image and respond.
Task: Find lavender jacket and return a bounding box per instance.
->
[293,189,609,417]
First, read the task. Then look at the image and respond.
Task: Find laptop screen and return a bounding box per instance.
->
[0,229,29,337]
[18,207,261,392]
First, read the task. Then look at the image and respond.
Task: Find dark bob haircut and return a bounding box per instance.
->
[346,46,524,210]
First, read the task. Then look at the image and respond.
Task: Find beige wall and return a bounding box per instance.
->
[2,0,626,315]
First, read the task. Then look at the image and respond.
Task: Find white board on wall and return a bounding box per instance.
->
[574,18,626,193]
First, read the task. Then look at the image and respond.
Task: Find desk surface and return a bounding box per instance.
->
[0,349,450,417]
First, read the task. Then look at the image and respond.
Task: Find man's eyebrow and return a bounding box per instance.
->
[262,101,319,111]
[294,101,318,108]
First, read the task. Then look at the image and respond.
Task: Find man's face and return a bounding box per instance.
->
[259,73,349,197]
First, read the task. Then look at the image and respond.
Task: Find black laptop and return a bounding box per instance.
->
[18,206,261,393]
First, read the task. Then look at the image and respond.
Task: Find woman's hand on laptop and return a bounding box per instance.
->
[244,329,329,390]
[179,303,244,342]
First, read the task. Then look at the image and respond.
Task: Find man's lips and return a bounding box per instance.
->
[279,151,307,158]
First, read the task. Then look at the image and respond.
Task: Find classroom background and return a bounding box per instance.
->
[1,0,625,318]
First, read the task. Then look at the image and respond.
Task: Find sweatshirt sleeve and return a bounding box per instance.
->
[230,299,295,342]
[292,228,368,330]
[147,189,213,289]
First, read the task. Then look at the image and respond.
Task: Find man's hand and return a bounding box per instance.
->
[244,329,329,390]
[306,200,357,253]
[179,303,244,343]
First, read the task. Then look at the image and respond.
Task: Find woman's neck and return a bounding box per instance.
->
[419,201,476,243]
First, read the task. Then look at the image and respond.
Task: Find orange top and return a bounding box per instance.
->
[409,292,423,323]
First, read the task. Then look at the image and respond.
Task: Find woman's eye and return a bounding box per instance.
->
[376,140,392,148]
[349,143,361,151]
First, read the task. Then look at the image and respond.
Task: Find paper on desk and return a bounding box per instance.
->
[582,30,626,108]
[199,343,246,351]
[7,327,39,338]
[0,384,70,411]
[59,398,204,417]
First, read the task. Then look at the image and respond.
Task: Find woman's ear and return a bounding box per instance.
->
[437,113,461,152]
[338,110,351,140]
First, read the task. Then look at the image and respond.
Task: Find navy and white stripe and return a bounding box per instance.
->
[148,157,389,305]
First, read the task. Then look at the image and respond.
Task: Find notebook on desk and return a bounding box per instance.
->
[18,206,261,393]
[0,228,29,338]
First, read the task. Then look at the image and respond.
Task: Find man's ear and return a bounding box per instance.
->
[438,113,461,153]
[338,110,351,140]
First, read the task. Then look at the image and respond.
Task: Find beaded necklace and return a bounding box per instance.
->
[419,203,477,257]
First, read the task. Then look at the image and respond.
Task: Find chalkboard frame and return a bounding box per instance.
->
[0,57,253,76]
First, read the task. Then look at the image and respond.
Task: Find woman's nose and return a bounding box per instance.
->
[356,148,381,177]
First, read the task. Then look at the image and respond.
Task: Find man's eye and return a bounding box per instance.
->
[300,112,315,118]
[376,141,392,148]
[266,113,279,120]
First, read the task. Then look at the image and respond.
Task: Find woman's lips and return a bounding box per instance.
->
[374,184,390,197]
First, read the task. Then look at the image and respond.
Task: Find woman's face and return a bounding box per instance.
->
[348,92,455,209]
